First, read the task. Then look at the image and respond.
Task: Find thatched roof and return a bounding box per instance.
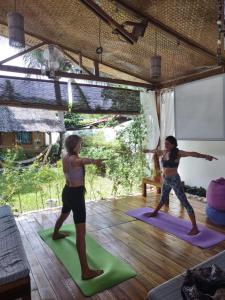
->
[0,0,221,84]
[0,106,65,132]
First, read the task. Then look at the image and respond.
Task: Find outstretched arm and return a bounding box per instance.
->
[79,158,105,166]
[143,149,164,156]
[179,150,218,161]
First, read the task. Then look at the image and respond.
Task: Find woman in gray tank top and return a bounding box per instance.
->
[52,135,104,280]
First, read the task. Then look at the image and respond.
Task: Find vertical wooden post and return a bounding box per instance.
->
[155,89,162,183]
[155,89,161,144]
[58,132,64,158]
[94,60,99,77]
[13,132,16,146]
[156,89,170,205]
[79,53,83,72]
[49,132,52,145]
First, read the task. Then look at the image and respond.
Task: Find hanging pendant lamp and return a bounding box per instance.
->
[151,55,161,80]
[7,1,25,48]
[150,27,161,80]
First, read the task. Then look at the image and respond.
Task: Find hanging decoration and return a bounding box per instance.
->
[217,0,225,65]
[151,56,161,80]
[216,0,225,65]
[7,0,25,48]
[43,44,65,78]
[96,18,103,63]
[150,27,161,80]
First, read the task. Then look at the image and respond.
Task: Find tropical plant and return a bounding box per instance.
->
[64,112,84,128]
[23,48,76,71]
[108,111,147,193]
[79,109,148,195]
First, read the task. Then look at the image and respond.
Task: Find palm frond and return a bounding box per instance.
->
[23,48,76,72]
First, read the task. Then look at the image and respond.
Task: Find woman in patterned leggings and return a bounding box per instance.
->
[144,136,217,235]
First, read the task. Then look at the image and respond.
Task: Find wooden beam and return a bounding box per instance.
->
[0,100,68,111]
[94,60,99,76]
[0,100,138,114]
[79,53,83,69]
[0,21,150,83]
[158,66,225,89]
[0,64,154,89]
[79,0,137,44]
[116,0,225,63]
[62,50,93,75]
[0,42,45,65]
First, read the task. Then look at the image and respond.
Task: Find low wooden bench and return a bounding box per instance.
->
[0,205,31,300]
[142,177,185,204]
[142,177,162,196]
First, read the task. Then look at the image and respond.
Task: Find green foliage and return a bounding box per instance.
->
[48,143,60,162]
[81,132,120,150]
[0,162,17,204]
[23,49,74,72]
[0,148,64,209]
[64,113,119,129]
[0,146,26,161]
[23,49,46,69]
[80,110,147,195]
[0,148,29,204]
[0,110,148,211]
[64,113,84,128]
[96,118,119,128]
[109,112,147,193]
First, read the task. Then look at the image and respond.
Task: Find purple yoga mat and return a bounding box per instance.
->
[126,207,225,248]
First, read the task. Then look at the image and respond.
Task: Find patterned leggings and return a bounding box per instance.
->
[160,174,194,214]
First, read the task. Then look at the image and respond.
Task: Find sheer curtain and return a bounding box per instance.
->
[141,91,160,149]
[160,90,175,148]
[141,91,160,177]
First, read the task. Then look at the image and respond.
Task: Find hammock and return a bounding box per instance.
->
[14,144,53,166]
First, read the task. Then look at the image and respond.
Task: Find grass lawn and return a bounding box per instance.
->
[11,173,119,213]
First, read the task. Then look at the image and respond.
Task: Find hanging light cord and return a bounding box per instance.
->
[14,0,17,12]
[155,0,158,56]
[98,18,103,63]
[155,27,158,55]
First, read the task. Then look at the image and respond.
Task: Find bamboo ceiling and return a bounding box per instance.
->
[0,0,223,84]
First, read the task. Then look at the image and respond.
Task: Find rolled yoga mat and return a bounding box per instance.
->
[125,207,225,248]
[39,224,136,296]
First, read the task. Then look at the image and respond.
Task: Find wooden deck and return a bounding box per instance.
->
[16,192,225,300]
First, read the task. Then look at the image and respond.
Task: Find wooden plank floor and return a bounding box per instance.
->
[16,192,225,300]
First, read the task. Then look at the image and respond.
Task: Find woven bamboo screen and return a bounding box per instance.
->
[0,0,221,82]
[0,76,140,113]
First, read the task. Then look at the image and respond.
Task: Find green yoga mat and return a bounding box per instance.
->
[39,224,136,296]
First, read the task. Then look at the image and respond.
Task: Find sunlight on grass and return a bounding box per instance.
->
[11,172,117,213]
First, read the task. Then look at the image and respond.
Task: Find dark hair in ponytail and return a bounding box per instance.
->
[165,136,179,160]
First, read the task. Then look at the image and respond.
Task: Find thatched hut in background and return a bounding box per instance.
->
[0,106,65,154]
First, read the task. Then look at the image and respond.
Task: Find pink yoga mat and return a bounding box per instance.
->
[126,207,225,248]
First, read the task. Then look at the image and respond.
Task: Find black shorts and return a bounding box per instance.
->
[61,185,86,224]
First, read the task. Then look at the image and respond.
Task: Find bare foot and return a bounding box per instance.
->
[52,232,69,240]
[143,211,158,218]
[82,269,104,280]
[187,227,199,236]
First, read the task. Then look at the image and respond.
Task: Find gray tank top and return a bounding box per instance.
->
[67,158,85,184]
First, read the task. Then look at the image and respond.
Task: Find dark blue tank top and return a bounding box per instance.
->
[161,159,179,168]
[161,151,180,168]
